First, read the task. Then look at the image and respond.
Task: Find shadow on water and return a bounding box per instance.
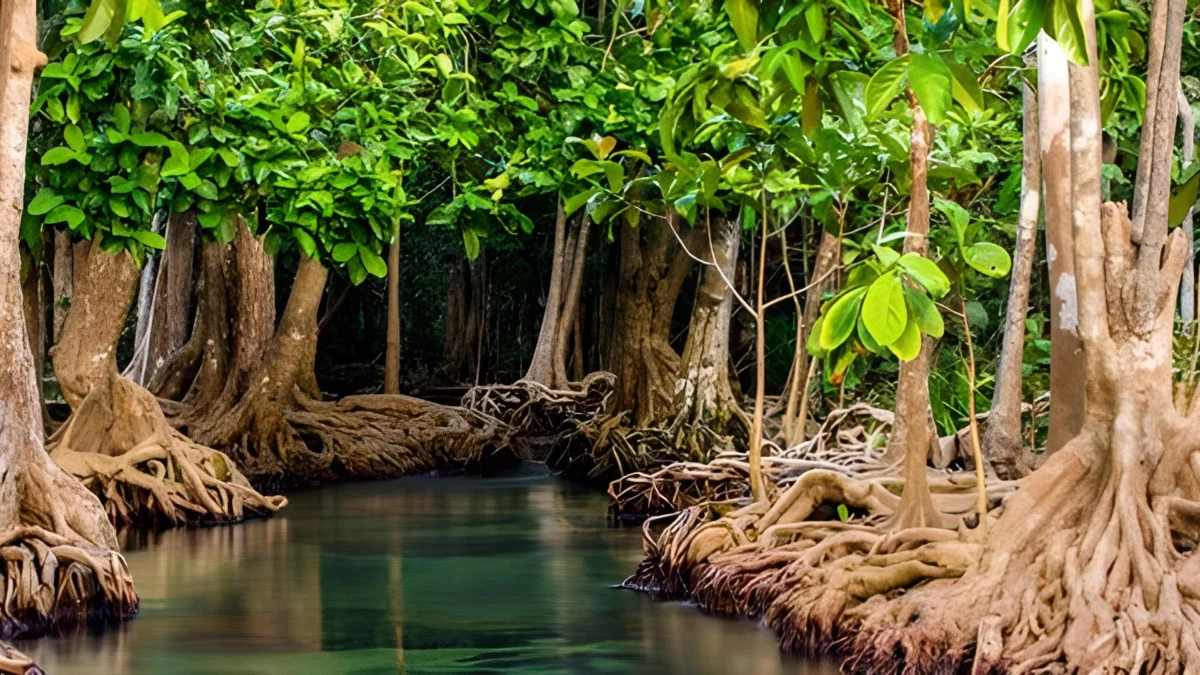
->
[17,464,837,674]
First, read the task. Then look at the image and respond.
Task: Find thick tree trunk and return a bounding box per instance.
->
[0,0,137,640]
[197,255,507,488]
[1040,35,1087,454]
[20,252,44,435]
[385,231,400,395]
[148,240,229,405]
[608,215,695,426]
[982,77,1041,479]
[47,246,284,526]
[664,215,745,452]
[125,212,196,386]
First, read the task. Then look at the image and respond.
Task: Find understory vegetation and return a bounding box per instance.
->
[0,0,1199,671]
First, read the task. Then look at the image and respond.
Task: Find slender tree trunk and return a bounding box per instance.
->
[1180,85,1195,321]
[51,228,71,342]
[385,230,400,395]
[982,77,1041,479]
[129,212,164,367]
[883,0,947,529]
[0,0,136,638]
[20,252,44,436]
[784,231,839,447]
[1039,35,1087,454]
[125,212,196,386]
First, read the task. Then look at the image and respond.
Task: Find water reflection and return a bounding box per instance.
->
[18,466,834,674]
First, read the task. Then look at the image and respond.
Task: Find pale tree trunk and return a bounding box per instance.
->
[129,212,164,367]
[125,212,196,386]
[384,229,400,395]
[982,77,1041,479]
[525,204,591,389]
[0,0,136,641]
[1040,35,1087,454]
[1180,85,1195,321]
[783,231,839,448]
[665,215,743,444]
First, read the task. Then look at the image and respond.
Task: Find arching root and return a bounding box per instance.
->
[49,428,285,528]
[461,372,614,463]
[0,642,40,675]
[0,526,136,640]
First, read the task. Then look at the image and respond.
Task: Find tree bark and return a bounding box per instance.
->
[982,77,1041,479]
[783,231,839,447]
[51,228,71,342]
[0,0,137,638]
[125,212,196,386]
[665,215,744,444]
[1039,35,1087,454]
[384,229,400,395]
[525,204,592,390]
[1180,85,1195,321]
[20,252,44,435]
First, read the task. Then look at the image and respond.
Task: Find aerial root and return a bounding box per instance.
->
[0,527,137,639]
[50,429,285,528]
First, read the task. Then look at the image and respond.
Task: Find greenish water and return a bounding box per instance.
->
[20,466,833,674]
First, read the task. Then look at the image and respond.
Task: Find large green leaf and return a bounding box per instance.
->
[819,287,868,351]
[887,315,922,360]
[1045,0,1090,65]
[27,188,64,216]
[897,253,951,298]
[359,245,388,278]
[964,242,1012,278]
[1003,0,1047,54]
[904,285,944,338]
[79,0,119,44]
[862,274,907,346]
[1169,162,1200,227]
[865,55,909,120]
[724,0,760,52]
[908,53,953,124]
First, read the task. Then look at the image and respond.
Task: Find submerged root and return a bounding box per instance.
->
[50,430,285,528]
[0,527,137,640]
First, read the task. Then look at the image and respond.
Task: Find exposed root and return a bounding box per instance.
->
[0,642,40,675]
[461,371,614,463]
[0,527,136,640]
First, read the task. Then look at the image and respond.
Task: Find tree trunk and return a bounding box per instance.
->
[526,204,592,390]
[883,0,948,529]
[125,212,196,386]
[664,215,744,451]
[128,213,164,373]
[607,215,694,425]
[1180,85,1195,321]
[783,231,839,447]
[196,255,506,488]
[51,228,71,342]
[47,245,284,526]
[20,252,44,436]
[982,76,1041,479]
[385,230,400,395]
[1040,35,1087,454]
[0,0,137,638]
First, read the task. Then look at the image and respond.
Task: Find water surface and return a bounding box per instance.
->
[21,466,833,674]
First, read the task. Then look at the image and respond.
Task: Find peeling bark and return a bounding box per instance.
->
[125,212,196,387]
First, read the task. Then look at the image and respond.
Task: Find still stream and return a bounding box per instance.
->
[19,465,835,674]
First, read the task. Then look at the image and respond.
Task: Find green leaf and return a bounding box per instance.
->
[133,230,167,249]
[898,253,951,298]
[564,188,600,216]
[964,242,1012,278]
[359,245,388,278]
[941,55,983,115]
[857,314,882,353]
[1046,0,1089,65]
[79,0,118,44]
[887,315,922,361]
[871,243,900,268]
[908,53,953,125]
[28,188,64,216]
[347,256,367,285]
[113,103,131,134]
[332,243,358,262]
[1005,0,1047,54]
[195,180,219,201]
[179,172,202,190]
[836,504,850,522]
[42,147,79,166]
[1169,164,1200,227]
[807,315,827,356]
[64,125,87,153]
[462,227,480,260]
[862,274,908,346]
[162,153,190,178]
[286,112,311,134]
[865,55,908,120]
[45,204,85,228]
[293,229,318,259]
[130,132,170,147]
[904,285,944,338]
[819,287,868,351]
[724,0,759,52]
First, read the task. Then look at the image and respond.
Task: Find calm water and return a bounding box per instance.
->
[20,466,833,674]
